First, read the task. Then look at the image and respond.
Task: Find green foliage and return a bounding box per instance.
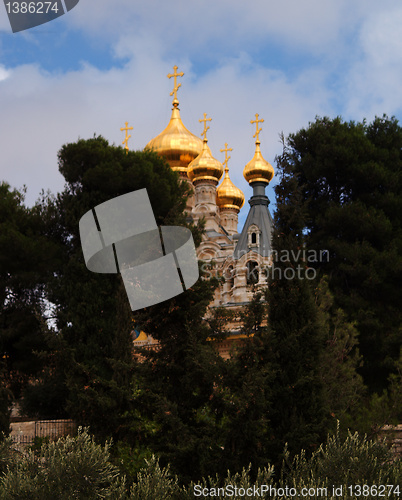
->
[218,293,275,475]
[0,428,126,499]
[349,348,402,435]
[111,440,153,486]
[0,436,20,476]
[129,455,184,499]
[267,160,328,463]
[0,363,11,435]
[0,183,59,401]
[35,137,193,436]
[132,268,224,483]
[276,116,402,394]
[187,463,275,499]
[281,423,401,498]
[0,427,400,499]
[315,277,366,424]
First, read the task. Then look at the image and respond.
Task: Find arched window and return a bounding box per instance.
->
[247,225,260,248]
[246,261,259,285]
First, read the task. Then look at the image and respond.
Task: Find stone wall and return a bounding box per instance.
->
[380,424,402,458]
[10,419,76,445]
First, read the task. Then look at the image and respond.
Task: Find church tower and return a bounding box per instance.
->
[216,143,245,236]
[143,67,274,307]
[134,68,276,352]
[234,114,274,260]
[145,66,203,210]
[188,114,223,232]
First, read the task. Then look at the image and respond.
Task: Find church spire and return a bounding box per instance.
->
[145,65,203,174]
[243,113,274,185]
[167,65,184,108]
[187,113,223,185]
[234,114,274,259]
[216,143,244,212]
[120,122,133,154]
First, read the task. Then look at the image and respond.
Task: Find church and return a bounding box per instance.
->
[133,66,276,356]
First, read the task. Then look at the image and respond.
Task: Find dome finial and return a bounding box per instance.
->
[217,142,245,211]
[251,113,264,143]
[120,121,133,154]
[220,143,233,173]
[145,66,203,174]
[199,113,212,141]
[243,113,274,185]
[187,116,223,184]
[167,65,184,108]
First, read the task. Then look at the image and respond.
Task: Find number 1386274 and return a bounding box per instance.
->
[5,2,59,14]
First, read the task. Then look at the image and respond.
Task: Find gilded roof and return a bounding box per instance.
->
[243,141,275,184]
[145,106,203,174]
[187,139,223,184]
[217,166,245,211]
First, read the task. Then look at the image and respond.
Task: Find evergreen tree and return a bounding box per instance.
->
[276,116,402,393]
[266,163,328,463]
[39,137,192,439]
[315,277,366,427]
[133,270,224,483]
[0,183,59,408]
[218,292,275,476]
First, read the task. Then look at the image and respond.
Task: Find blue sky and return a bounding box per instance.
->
[1,0,402,227]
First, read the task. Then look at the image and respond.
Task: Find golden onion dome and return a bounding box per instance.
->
[187,113,223,184]
[217,166,245,211]
[145,106,203,174]
[243,113,274,185]
[145,65,203,174]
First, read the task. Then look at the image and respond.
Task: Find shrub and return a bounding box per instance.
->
[129,455,184,499]
[0,427,126,499]
[280,422,401,499]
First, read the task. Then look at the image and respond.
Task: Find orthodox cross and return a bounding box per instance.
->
[251,113,264,142]
[220,143,233,170]
[199,113,212,140]
[120,122,133,153]
[167,65,184,103]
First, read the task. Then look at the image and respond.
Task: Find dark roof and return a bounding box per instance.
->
[233,195,273,259]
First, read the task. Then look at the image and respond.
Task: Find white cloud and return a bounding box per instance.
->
[0,43,331,210]
[341,6,402,120]
[360,7,402,66]
[66,0,353,57]
[1,0,402,214]
[0,64,10,81]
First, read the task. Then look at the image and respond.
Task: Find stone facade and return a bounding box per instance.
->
[133,71,276,354]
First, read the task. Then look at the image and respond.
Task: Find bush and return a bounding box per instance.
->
[280,422,401,499]
[129,455,185,499]
[0,426,400,499]
[187,464,275,499]
[0,436,20,477]
[0,428,126,499]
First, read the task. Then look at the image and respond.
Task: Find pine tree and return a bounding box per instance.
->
[0,183,59,410]
[266,157,328,463]
[39,137,192,439]
[277,116,402,393]
[133,271,224,483]
[218,292,275,476]
[314,277,366,426]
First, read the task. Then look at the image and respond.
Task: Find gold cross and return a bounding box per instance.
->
[167,65,184,103]
[251,113,264,142]
[120,122,133,153]
[199,113,212,140]
[220,143,233,169]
